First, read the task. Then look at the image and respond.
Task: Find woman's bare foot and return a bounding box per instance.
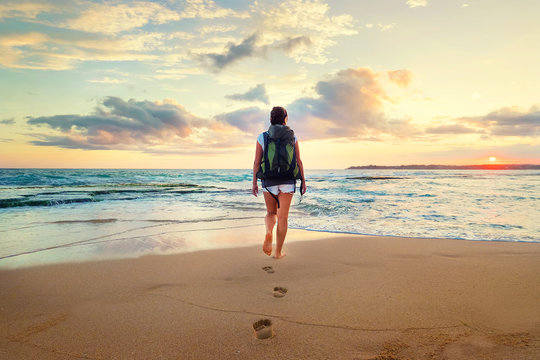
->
[274,252,286,259]
[263,234,272,256]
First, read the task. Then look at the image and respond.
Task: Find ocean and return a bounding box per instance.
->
[1,168,538,268]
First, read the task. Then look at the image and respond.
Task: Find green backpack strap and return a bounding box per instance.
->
[263,132,270,175]
[262,132,280,208]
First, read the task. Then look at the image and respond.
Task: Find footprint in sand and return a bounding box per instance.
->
[253,319,274,339]
[262,266,275,274]
[273,286,288,298]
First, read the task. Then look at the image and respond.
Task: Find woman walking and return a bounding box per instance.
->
[252,106,306,259]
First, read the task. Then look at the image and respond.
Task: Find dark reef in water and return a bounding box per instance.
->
[347,164,540,170]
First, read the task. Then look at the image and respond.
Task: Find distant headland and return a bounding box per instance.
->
[347,164,540,170]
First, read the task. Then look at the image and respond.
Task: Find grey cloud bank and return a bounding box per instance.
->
[225,84,270,104]
[27,97,205,150]
[0,118,15,125]
[458,105,540,137]
[198,33,260,72]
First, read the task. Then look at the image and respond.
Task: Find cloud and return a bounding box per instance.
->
[0,31,165,70]
[214,107,267,135]
[195,33,315,71]
[406,0,428,8]
[0,32,49,47]
[257,0,356,37]
[63,2,180,34]
[0,32,66,70]
[378,23,396,31]
[255,0,357,64]
[197,33,261,72]
[289,67,419,139]
[1,0,355,71]
[219,67,419,140]
[271,35,314,63]
[0,32,72,69]
[87,77,124,84]
[29,135,110,150]
[457,105,540,137]
[387,69,412,87]
[0,118,15,125]
[179,0,249,19]
[275,36,313,53]
[153,67,204,80]
[425,124,483,134]
[27,97,211,150]
[24,66,422,151]
[199,24,237,35]
[0,2,55,20]
[226,84,270,104]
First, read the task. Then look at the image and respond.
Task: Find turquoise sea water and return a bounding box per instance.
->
[1,168,538,267]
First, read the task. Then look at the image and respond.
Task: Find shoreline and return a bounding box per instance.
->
[2,226,538,270]
[1,233,539,359]
[294,227,540,244]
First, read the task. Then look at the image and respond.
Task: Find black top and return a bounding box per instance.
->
[262,178,296,187]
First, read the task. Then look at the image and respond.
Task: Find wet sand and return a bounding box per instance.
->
[1,233,539,359]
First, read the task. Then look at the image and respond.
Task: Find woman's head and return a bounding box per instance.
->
[270,106,288,125]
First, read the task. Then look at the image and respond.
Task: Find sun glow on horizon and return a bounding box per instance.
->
[489,157,497,162]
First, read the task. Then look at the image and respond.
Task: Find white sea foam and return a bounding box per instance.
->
[0,169,538,267]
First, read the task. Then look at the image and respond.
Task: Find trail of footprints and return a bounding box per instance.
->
[252,266,287,339]
[261,266,288,297]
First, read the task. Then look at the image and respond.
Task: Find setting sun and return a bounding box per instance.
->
[489,157,497,162]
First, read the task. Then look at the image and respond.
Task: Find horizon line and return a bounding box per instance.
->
[1,163,539,170]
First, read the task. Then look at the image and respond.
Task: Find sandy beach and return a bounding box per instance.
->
[1,232,539,359]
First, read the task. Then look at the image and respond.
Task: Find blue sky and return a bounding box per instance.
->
[0,0,539,168]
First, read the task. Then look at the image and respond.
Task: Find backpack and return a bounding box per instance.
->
[256,125,303,206]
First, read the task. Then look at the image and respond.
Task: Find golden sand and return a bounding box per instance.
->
[1,233,539,359]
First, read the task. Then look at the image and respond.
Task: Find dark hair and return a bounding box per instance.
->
[270,106,288,125]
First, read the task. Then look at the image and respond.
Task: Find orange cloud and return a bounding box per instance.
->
[288,67,418,139]
[387,69,412,87]
[214,67,419,141]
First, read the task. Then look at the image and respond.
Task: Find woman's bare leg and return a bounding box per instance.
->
[263,191,278,256]
[275,192,293,259]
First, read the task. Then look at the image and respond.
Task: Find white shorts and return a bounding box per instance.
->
[262,184,295,195]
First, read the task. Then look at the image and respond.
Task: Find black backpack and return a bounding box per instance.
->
[256,125,303,206]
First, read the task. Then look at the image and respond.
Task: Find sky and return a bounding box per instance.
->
[0,0,539,169]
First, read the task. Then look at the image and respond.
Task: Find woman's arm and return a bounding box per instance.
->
[295,141,307,195]
[252,141,263,196]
